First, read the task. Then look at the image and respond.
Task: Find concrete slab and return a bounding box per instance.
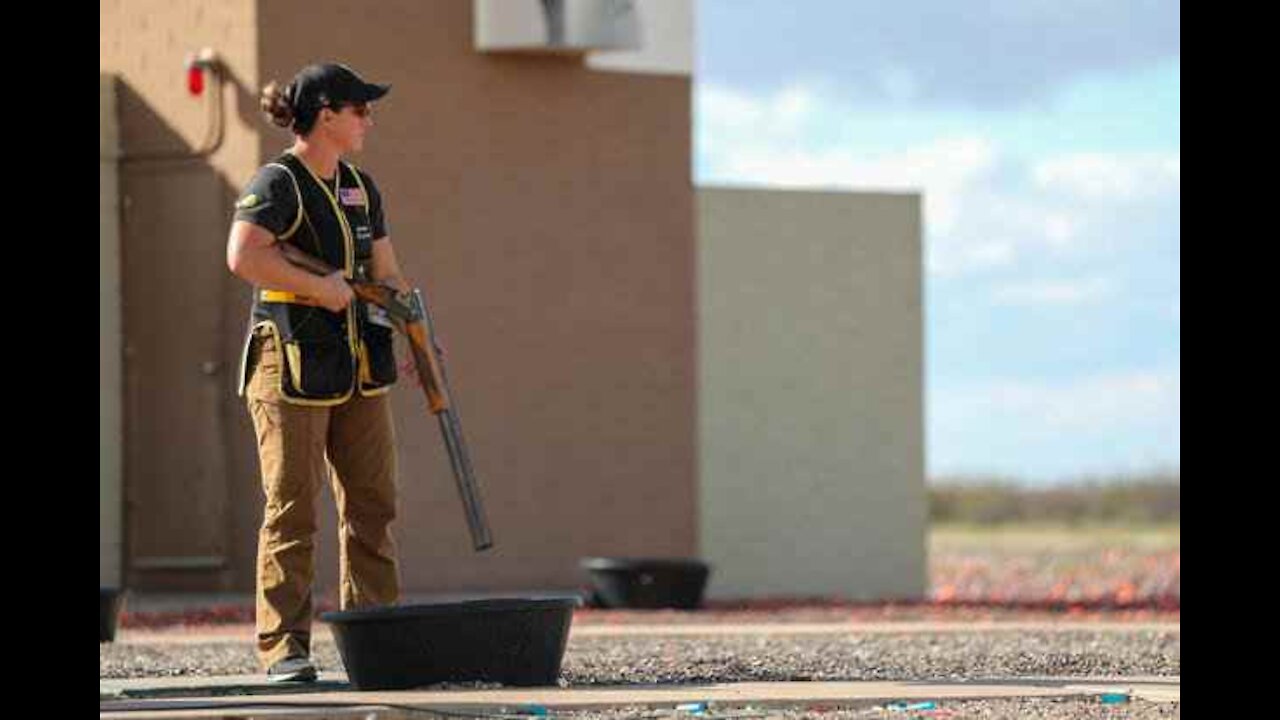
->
[102,675,1179,718]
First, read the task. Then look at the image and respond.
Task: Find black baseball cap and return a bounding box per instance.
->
[288,62,391,114]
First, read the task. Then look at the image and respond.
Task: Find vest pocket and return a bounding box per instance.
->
[281,335,355,398]
[360,325,398,389]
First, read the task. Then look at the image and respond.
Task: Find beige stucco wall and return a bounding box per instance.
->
[101,0,261,591]
[697,186,926,600]
[101,74,123,588]
[101,0,695,594]
[101,3,925,601]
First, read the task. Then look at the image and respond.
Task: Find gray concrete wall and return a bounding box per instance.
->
[697,186,926,600]
[100,73,123,588]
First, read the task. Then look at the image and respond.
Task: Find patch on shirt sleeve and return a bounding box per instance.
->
[236,193,260,210]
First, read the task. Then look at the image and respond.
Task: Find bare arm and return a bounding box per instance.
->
[369,236,411,293]
[226,220,353,312]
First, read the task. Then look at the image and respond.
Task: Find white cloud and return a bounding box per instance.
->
[698,82,824,150]
[929,365,1182,481]
[934,366,1180,434]
[717,136,995,236]
[700,84,997,267]
[700,84,994,199]
[965,240,1017,268]
[990,277,1113,306]
[1033,152,1181,202]
[774,86,816,128]
[697,82,1179,280]
[1044,213,1078,247]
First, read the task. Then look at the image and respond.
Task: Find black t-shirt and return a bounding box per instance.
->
[233,163,389,240]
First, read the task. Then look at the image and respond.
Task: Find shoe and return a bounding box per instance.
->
[267,656,317,683]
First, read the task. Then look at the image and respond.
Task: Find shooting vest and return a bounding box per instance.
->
[236,152,398,405]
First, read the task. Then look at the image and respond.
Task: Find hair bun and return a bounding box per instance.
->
[259,81,295,128]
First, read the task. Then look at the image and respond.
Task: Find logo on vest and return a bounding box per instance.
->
[339,188,366,207]
[236,193,260,209]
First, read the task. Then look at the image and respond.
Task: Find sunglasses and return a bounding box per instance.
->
[326,102,371,118]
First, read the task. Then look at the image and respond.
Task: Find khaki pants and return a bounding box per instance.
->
[244,332,401,669]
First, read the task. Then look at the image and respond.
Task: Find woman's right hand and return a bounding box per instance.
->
[314,271,355,313]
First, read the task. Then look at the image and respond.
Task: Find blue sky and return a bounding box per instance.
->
[693,1,1180,484]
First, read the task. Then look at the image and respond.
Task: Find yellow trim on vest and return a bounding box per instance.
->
[265,163,304,241]
[345,162,394,399]
[357,340,373,385]
[355,338,394,397]
[290,153,363,398]
[236,321,263,397]
[292,154,355,278]
[284,342,305,393]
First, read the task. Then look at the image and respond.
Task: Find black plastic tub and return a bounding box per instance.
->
[101,587,125,643]
[581,558,711,609]
[320,596,580,690]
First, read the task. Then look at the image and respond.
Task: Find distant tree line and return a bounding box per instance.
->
[928,472,1180,524]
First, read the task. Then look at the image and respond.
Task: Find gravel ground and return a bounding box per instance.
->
[573,606,1180,625]
[96,698,1179,719]
[559,632,1179,684]
[102,629,1179,720]
[100,628,1179,681]
[548,698,1180,719]
[121,604,1182,631]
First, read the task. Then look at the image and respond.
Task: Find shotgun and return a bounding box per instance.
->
[278,242,493,552]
